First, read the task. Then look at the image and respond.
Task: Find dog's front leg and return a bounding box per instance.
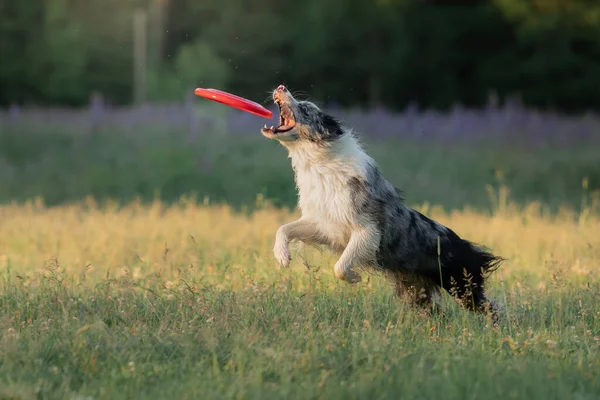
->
[273,219,324,268]
[334,225,381,284]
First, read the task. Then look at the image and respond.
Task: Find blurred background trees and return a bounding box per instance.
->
[1,0,600,112]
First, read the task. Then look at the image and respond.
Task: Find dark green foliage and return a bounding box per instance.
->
[1,0,600,111]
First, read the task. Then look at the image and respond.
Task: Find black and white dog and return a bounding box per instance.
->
[261,85,504,317]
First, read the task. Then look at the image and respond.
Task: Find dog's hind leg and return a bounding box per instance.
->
[392,272,440,310]
[333,225,381,284]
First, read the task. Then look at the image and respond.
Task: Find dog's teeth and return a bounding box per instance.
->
[270,125,274,130]
[263,124,268,129]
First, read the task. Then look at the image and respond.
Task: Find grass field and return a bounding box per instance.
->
[1,197,599,399]
[1,104,599,398]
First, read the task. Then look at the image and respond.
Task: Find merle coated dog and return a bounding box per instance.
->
[261,85,504,317]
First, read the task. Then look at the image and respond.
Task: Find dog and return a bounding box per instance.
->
[261,84,504,317]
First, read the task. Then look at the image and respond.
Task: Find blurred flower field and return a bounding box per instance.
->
[1,96,599,212]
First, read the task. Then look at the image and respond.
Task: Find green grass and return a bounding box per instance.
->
[2,274,599,399]
[0,124,599,213]
[0,200,599,399]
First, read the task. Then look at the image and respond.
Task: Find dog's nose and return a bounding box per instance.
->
[276,85,286,92]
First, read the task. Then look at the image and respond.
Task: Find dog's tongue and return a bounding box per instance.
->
[277,124,293,132]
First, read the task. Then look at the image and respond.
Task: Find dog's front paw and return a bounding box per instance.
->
[273,244,291,268]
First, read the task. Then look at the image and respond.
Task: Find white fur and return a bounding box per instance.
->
[275,134,381,283]
[291,135,369,245]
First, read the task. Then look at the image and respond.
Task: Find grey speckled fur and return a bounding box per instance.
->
[350,161,504,313]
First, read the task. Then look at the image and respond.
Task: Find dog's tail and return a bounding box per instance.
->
[433,231,504,314]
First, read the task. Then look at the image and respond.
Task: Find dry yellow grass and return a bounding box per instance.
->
[1,196,597,288]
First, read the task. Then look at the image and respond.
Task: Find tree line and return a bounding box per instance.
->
[1,0,599,113]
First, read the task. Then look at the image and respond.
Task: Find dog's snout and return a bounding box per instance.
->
[273,84,290,103]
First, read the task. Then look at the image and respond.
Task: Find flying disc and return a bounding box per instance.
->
[194,88,273,119]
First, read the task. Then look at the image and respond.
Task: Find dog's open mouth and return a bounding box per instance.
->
[262,100,296,134]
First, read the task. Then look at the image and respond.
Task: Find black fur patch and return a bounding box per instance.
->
[320,114,344,139]
[348,161,504,314]
[431,233,504,310]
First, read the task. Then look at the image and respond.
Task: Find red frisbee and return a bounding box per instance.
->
[194,88,273,119]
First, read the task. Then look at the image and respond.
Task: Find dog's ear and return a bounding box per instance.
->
[321,113,344,139]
